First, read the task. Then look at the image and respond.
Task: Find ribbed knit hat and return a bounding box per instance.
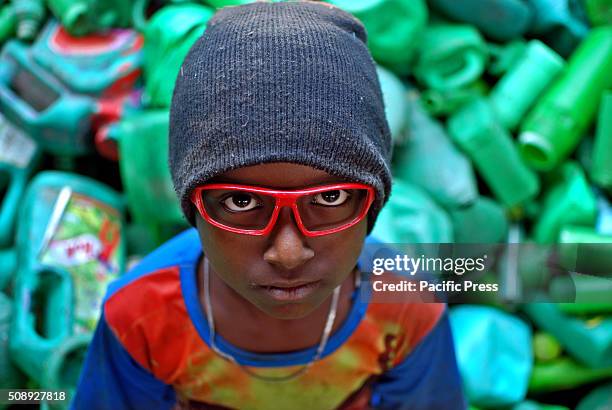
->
[169,0,393,234]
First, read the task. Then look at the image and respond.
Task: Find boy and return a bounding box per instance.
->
[72,1,467,409]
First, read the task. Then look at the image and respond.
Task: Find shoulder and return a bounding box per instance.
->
[102,229,203,379]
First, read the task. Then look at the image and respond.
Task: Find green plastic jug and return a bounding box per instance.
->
[449,305,532,408]
[448,98,540,208]
[0,21,143,157]
[0,112,41,248]
[10,171,126,394]
[13,0,44,41]
[393,91,478,208]
[576,382,612,410]
[113,109,187,249]
[143,3,214,108]
[489,40,564,131]
[523,303,612,368]
[414,23,487,91]
[427,0,533,41]
[529,357,612,392]
[585,0,612,25]
[47,0,134,36]
[329,0,428,74]
[376,66,407,144]
[532,162,597,243]
[519,26,612,172]
[0,4,15,43]
[590,91,612,190]
[526,0,590,57]
[370,178,453,245]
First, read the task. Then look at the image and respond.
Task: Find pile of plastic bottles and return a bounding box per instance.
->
[0,0,610,409]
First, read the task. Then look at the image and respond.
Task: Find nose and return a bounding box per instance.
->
[263,207,315,271]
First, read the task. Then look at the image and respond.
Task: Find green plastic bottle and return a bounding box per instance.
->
[427,0,533,41]
[529,357,612,393]
[532,162,597,243]
[414,23,487,91]
[489,40,564,131]
[393,91,478,208]
[523,303,612,369]
[113,110,187,249]
[0,4,15,43]
[0,112,41,248]
[585,0,612,25]
[576,382,612,410]
[519,26,612,172]
[420,81,486,117]
[370,178,453,246]
[143,3,213,108]
[448,98,540,208]
[47,0,134,36]
[329,0,428,74]
[590,91,612,190]
[376,66,407,144]
[13,0,44,41]
[10,171,126,394]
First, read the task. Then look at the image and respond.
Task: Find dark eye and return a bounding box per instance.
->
[221,193,260,212]
[312,190,350,206]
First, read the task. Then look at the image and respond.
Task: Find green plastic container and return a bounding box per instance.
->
[414,23,487,91]
[376,66,407,144]
[0,21,142,157]
[113,110,187,249]
[329,0,428,74]
[370,178,453,246]
[13,0,44,41]
[529,357,612,392]
[10,171,126,394]
[427,0,533,41]
[143,3,213,108]
[532,162,597,243]
[393,91,478,208]
[0,112,41,248]
[576,382,612,410]
[489,40,564,131]
[47,0,134,36]
[420,81,486,117]
[0,4,15,43]
[449,305,532,408]
[590,91,612,190]
[448,98,540,208]
[519,26,612,172]
[523,303,612,368]
[585,0,612,25]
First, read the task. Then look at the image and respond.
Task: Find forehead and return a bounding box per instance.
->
[207,162,349,188]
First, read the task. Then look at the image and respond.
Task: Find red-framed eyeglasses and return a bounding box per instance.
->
[190,182,375,237]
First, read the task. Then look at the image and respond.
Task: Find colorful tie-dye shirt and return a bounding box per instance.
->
[72,229,467,410]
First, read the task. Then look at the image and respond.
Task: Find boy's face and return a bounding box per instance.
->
[195,162,368,320]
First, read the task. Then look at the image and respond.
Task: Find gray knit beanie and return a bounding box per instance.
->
[169,0,392,234]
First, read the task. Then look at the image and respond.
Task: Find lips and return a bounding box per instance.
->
[256,280,322,302]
